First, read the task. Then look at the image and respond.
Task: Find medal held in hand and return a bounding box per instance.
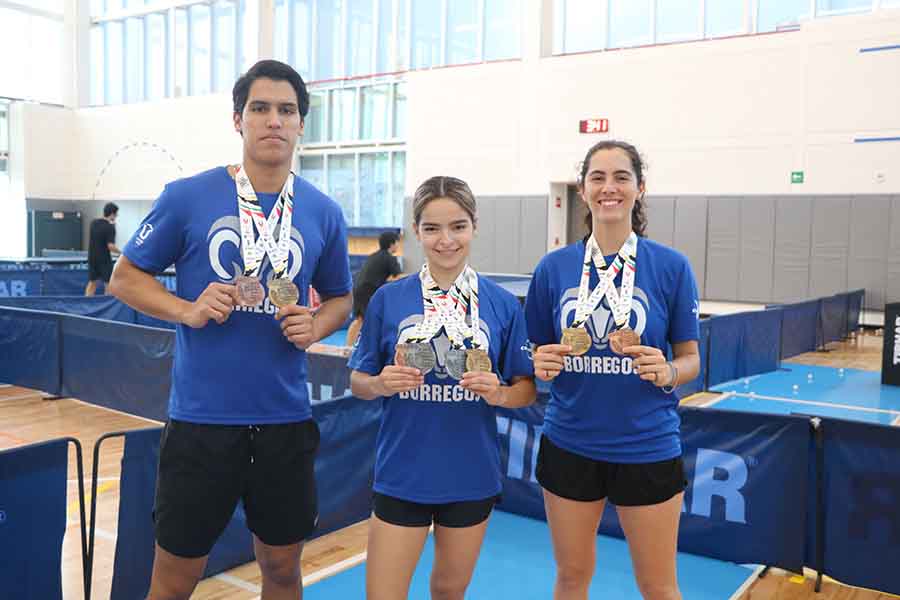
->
[235,275,265,307]
[608,326,640,355]
[396,342,436,374]
[445,347,468,380]
[268,277,299,308]
[561,327,591,356]
[465,348,492,373]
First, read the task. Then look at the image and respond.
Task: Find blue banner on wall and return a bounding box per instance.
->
[495,402,810,573]
[0,439,69,600]
[820,417,900,595]
[776,301,820,359]
[0,307,61,394]
[0,270,42,297]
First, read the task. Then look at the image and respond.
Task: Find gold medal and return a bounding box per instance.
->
[268,278,299,308]
[608,327,640,355]
[561,327,591,355]
[465,348,492,373]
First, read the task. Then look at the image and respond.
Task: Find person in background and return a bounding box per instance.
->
[346,230,403,347]
[84,202,120,296]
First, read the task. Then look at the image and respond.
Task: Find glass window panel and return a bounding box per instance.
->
[0,9,27,99]
[213,1,235,92]
[361,85,390,140]
[559,0,605,54]
[393,82,406,138]
[656,0,700,43]
[91,24,105,104]
[315,0,343,80]
[274,0,289,62]
[347,0,375,76]
[29,0,65,14]
[485,0,521,60]
[1,107,9,154]
[190,4,211,95]
[328,155,356,224]
[305,92,326,143]
[125,17,144,102]
[391,151,405,226]
[882,0,900,6]
[107,20,124,104]
[705,0,745,37]
[816,0,871,14]
[359,153,391,226]
[291,0,313,78]
[447,0,479,64]
[757,0,809,32]
[300,155,325,191]
[412,0,441,68]
[174,8,188,96]
[396,0,409,70]
[91,0,106,17]
[608,0,652,47]
[331,89,358,141]
[376,0,396,73]
[146,13,166,100]
[239,0,252,72]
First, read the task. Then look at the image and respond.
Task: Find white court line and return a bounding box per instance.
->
[727,565,765,600]
[0,384,11,388]
[730,392,900,417]
[214,573,261,594]
[244,551,369,599]
[699,391,735,408]
[70,398,164,426]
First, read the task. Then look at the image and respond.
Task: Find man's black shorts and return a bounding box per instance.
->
[373,492,498,528]
[88,261,113,283]
[536,435,686,506]
[154,418,320,558]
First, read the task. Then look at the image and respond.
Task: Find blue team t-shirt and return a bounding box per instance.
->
[348,274,533,503]
[123,167,352,424]
[525,237,700,463]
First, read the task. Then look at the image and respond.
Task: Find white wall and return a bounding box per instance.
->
[1,102,28,257]
[406,10,900,198]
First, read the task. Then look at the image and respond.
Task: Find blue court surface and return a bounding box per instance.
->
[708,364,900,425]
[304,510,756,599]
[318,327,348,347]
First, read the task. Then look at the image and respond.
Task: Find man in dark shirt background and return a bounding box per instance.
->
[346,231,402,347]
[84,202,121,296]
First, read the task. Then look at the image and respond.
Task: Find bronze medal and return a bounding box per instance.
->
[465,348,492,373]
[268,278,299,308]
[608,327,640,355]
[235,275,264,307]
[561,327,591,356]
[445,348,468,380]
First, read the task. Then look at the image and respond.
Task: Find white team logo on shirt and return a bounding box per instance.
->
[559,285,649,352]
[396,314,492,380]
[135,223,154,246]
[206,215,305,283]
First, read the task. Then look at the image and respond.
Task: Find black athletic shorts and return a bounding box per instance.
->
[154,418,320,558]
[536,435,686,506]
[373,492,499,528]
[88,261,113,283]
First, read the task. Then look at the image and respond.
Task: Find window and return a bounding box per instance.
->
[125,17,144,102]
[757,0,810,32]
[705,0,746,37]
[190,4,212,95]
[305,92,326,144]
[347,0,375,76]
[213,1,236,92]
[174,8,189,96]
[555,0,606,54]
[393,82,407,139]
[447,0,480,65]
[816,0,872,15]
[485,0,521,60]
[146,13,167,100]
[608,0,652,48]
[299,155,325,191]
[391,152,406,226]
[107,20,125,104]
[359,153,391,226]
[331,88,358,141]
[90,25,105,104]
[656,0,701,43]
[361,85,391,140]
[292,0,313,78]
[328,155,357,224]
[0,7,64,104]
[0,103,8,174]
[376,0,404,73]
[316,0,343,80]
[412,0,442,69]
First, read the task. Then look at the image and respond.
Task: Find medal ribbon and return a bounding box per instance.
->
[234,165,295,279]
[572,232,638,329]
[427,265,482,350]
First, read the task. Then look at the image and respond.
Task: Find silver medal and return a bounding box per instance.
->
[445,348,468,380]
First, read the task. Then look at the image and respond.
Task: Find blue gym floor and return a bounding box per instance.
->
[304,510,756,599]
[708,364,900,426]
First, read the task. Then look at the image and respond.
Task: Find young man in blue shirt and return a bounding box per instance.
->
[109,60,352,600]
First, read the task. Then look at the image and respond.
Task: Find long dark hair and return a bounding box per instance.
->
[578,140,647,238]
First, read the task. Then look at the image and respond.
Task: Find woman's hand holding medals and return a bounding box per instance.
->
[376,365,425,396]
[460,370,506,406]
[627,344,677,389]
[532,343,573,382]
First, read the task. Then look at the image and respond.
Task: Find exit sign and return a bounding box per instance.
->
[579,118,609,134]
[791,171,804,184]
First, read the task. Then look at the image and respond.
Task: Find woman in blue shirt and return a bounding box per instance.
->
[526,141,701,600]
[350,175,536,600]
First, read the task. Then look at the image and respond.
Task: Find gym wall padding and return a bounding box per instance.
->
[704,196,741,300]
[672,196,708,299]
[848,196,891,309]
[809,197,851,300]
[738,197,776,303]
[645,195,675,247]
